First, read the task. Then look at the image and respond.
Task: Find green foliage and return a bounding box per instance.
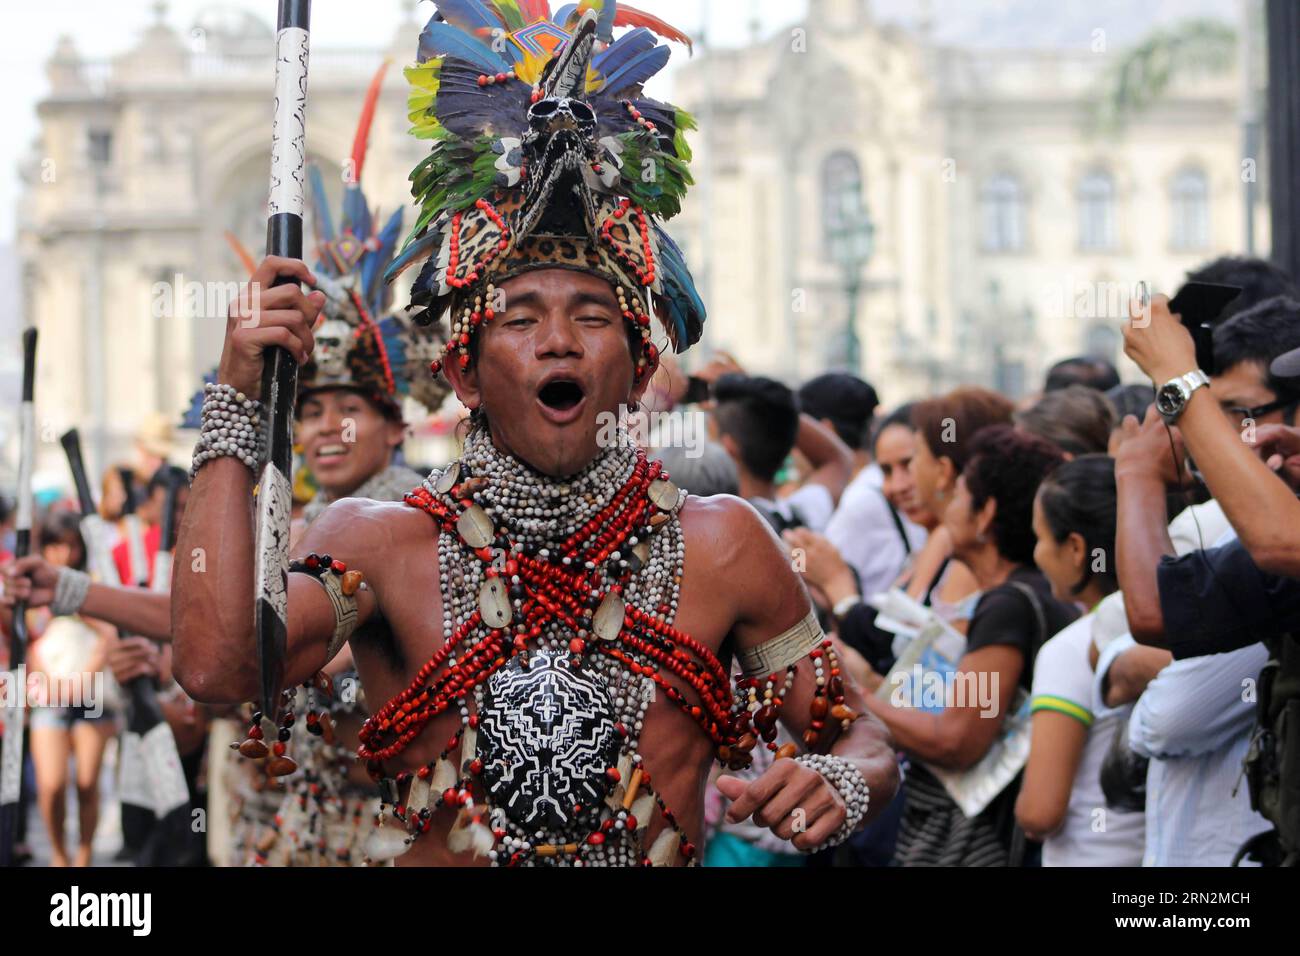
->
[1090,18,1236,134]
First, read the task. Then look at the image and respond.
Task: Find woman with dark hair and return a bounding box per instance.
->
[909,387,1016,520]
[784,403,977,865]
[861,425,1078,866]
[1015,455,1145,865]
[790,402,982,677]
[23,510,118,866]
[1014,385,1116,458]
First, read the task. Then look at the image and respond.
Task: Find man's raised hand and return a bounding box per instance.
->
[1123,292,1198,384]
[716,758,847,851]
[219,255,325,399]
[1113,405,1187,488]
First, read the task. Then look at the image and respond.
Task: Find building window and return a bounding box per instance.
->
[87,129,113,166]
[1085,323,1120,364]
[1171,167,1210,250]
[980,173,1026,252]
[1077,170,1116,251]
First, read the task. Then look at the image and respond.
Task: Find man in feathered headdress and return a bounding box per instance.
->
[169,1,898,866]
[4,64,445,867]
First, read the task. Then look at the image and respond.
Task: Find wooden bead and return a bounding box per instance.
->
[239,738,269,759]
[267,755,298,777]
[341,570,364,596]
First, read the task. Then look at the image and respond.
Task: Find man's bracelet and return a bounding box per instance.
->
[51,567,92,617]
[794,752,870,851]
[190,382,265,480]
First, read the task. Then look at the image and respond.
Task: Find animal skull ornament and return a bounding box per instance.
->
[527,96,598,137]
[312,317,354,380]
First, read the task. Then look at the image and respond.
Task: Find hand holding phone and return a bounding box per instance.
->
[1167,281,1242,375]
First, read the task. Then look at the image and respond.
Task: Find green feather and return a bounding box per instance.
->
[490,0,526,31]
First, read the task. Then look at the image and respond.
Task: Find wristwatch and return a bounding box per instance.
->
[1155,369,1211,423]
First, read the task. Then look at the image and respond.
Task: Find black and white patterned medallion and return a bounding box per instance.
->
[475,649,620,829]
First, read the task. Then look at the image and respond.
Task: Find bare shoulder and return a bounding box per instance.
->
[298,496,437,559]
[678,493,788,573]
[679,494,810,634]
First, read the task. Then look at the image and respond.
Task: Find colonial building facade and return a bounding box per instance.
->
[17,7,421,479]
[16,0,1260,479]
[671,0,1263,402]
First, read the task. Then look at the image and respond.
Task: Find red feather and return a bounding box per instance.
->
[350,60,392,185]
[223,230,257,277]
[614,3,693,53]
[517,0,551,22]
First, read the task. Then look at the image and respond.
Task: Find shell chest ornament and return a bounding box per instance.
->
[475,649,621,829]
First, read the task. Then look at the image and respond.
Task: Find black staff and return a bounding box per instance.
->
[113,466,161,853]
[0,328,37,867]
[60,432,190,861]
[254,0,312,722]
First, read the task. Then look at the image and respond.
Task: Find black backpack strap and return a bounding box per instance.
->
[1004,578,1049,867]
[1007,580,1049,651]
[877,486,912,557]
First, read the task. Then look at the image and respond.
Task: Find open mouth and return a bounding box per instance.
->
[537,379,585,412]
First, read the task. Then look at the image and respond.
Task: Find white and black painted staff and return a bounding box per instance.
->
[0,328,37,867]
[255,0,312,723]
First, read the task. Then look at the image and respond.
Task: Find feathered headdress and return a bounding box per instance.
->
[384,0,705,382]
[299,60,452,417]
[184,64,451,430]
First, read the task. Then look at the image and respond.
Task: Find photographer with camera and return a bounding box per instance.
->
[1116,291,1300,865]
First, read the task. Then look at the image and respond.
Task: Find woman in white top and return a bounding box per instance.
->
[1018,455,1145,865]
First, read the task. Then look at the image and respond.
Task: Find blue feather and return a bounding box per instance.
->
[654,224,705,348]
[364,208,405,313]
[419,20,511,72]
[594,0,617,42]
[434,0,507,34]
[598,44,669,94]
[342,185,372,244]
[378,316,409,391]
[308,165,335,244]
[553,3,578,26]
[593,27,655,78]
[386,228,443,283]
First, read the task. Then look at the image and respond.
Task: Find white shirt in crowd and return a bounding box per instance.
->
[1120,525,1271,866]
[1124,634,1270,866]
[1030,613,1146,867]
[825,465,927,598]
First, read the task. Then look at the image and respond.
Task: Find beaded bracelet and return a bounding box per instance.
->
[190,382,265,480]
[51,566,91,616]
[793,752,871,851]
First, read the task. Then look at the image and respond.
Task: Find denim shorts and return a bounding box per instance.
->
[29,705,115,731]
